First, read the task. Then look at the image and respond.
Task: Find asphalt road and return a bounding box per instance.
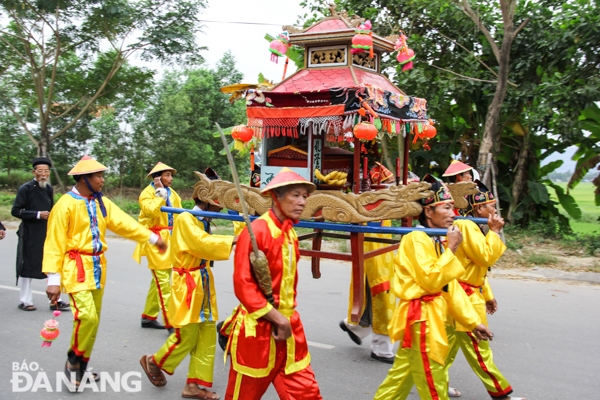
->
[0,228,599,399]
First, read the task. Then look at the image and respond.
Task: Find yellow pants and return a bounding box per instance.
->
[68,288,104,364]
[141,268,172,328]
[374,321,449,400]
[445,325,513,398]
[153,322,217,386]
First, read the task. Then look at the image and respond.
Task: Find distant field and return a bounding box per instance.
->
[553,182,599,233]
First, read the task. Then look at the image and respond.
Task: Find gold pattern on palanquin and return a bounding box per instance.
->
[352,53,377,70]
[192,173,433,223]
[447,182,478,209]
[310,47,346,65]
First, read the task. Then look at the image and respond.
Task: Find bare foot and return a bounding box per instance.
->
[182,383,220,399]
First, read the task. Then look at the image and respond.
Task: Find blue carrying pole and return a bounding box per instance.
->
[161,207,488,237]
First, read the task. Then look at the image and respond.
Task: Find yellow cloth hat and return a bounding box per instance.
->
[68,155,108,175]
[147,162,177,178]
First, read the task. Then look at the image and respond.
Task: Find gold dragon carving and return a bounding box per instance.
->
[192,172,434,223]
[447,182,479,209]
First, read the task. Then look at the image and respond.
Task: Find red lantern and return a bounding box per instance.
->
[395,32,416,72]
[353,122,378,141]
[269,31,290,63]
[351,20,373,57]
[40,310,61,347]
[422,123,437,139]
[231,125,254,143]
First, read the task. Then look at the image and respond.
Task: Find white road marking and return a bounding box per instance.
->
[0,284,46,295]
[307,341,334,349]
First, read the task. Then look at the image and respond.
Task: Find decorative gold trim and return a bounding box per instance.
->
[192,173,434,223]
[447,182,479,209]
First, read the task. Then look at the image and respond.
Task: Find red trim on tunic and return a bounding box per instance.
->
[69,294,84,357]
[141,314,157,320]
[467,332,512,397]
[370,281,390,296]
[155,328,181,371]
[419,321,440,400]
[153,270,171,329]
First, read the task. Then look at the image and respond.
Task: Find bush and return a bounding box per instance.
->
[0,171,32,190]
[561,232,600,257]
[525,253,558,265]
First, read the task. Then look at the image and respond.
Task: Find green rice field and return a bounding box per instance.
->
[553,182,600,234]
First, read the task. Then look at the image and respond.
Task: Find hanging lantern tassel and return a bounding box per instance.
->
[395,32,416,72]
[40,310,61,347]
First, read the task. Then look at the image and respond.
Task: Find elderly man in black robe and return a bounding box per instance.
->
[11,157,69,311]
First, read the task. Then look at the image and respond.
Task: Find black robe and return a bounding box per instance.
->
[11,180,53,281]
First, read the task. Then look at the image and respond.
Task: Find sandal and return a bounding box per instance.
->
[448,387,462,397]
[18,303,36,311]
[182,387,220,399]
[64,360,82,389]
[139,355,167,387]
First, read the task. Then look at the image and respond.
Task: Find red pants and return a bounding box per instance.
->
[224,340,322,400]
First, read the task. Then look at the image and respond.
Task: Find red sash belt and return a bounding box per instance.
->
[150,226,172,235]
[402,292,441,349]
[173,263,206,308]
[68,250,104,282]
[459,281,482,297]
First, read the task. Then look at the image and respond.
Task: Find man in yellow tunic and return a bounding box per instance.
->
[134,162,182,332]
[373,174,492,400]
[340,220,396,364]
[43,155,167,388]
[444,180,526,400]
[140,183,234,400]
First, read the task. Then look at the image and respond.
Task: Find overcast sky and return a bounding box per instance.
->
[198,0,307,82]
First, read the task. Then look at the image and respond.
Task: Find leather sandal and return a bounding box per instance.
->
[64,360,82,389]
[18,303,36,311]
[139,355,167,387]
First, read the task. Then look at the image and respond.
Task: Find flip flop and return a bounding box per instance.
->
[182,387,220,399]
[18,303,36,311]
[64,361,82,389]
[139,355,167,387]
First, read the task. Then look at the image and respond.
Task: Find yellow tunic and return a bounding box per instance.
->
[168,212,234,327]
[133,184,182,269]
[43,191,151,293]
[452,219,506,330]
[388,230,481,365]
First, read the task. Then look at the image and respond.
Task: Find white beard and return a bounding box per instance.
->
[38,180,47,188]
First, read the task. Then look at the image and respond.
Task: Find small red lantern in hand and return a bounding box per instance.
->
[353,121,378,141]
[40,310,61,347]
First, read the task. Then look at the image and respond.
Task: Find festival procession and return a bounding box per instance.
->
[1,1,599,400]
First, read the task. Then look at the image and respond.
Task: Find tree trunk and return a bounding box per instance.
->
[508,133,530,222]
[39,137,66,193]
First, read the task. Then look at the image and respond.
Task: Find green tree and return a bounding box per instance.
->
[136,52,247,183]
[0,0,207,187]
[299,0,599,228]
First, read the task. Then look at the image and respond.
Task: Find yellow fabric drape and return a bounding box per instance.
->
[132,184,182,269]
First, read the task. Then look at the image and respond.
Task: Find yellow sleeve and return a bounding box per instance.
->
[482,278,494,301]
[456,220,506,268]
[445,280,481,331]
[399,231,466,294]
[104,198,152,243]
[138,185,167,220]
[42,195,70,274]
[176,213,234,261]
